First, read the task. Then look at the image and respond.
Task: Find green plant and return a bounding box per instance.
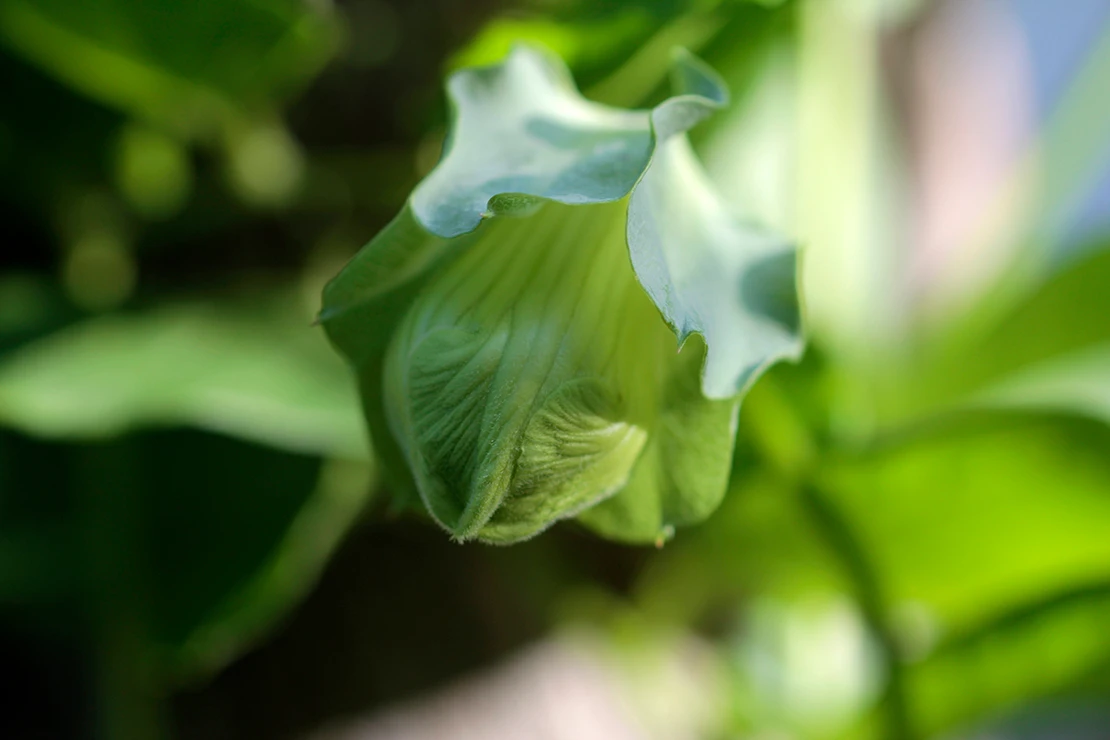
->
[1,1,1110,738]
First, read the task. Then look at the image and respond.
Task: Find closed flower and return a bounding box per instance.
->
[320,46,803,544]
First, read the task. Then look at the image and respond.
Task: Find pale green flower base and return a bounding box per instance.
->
[384,200,737,543]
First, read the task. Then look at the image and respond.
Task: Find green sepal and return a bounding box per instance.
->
[577,335,739,544]
[319,206,471,508]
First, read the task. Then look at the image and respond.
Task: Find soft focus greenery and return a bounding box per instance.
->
[1,0,1109,739]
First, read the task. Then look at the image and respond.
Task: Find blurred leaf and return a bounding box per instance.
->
[693,8,797,230]
[449,12,653,75]
[827,415,1110,636]
[0,0,339,133]
[0,294,376,681]
[0,299,368,460]
[0,426,374,685]
[643,397,1110,737]
[135,431,371,677]
[450,0,796,114]
[635,467,847,627]
[972,344,1110,425]
[886,240,1110,421]
[0,433,80,619]
[952,245,1110,393]
[820,414,1110,735]
[0,273,79,354]
[910,589,1110,737]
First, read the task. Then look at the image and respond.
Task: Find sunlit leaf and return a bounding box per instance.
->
[826,415,1110,636]
[0,300,367,460]
[885,240,1110,421]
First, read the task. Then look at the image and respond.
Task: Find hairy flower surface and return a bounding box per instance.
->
[320,46,803,544]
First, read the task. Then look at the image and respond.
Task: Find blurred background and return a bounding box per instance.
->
[2,0,1110,738]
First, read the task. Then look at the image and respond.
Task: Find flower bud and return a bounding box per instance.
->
[321,46,803,543]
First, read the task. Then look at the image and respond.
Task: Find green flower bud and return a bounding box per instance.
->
[320,46,803,544]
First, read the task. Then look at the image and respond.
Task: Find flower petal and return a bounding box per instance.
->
[407,44,802,399]
[382,201,667,541]
[577,335,739,544]
[627,132,804,399]
[412,45,655,238]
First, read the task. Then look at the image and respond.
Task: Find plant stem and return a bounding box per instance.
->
[799,482,916,740]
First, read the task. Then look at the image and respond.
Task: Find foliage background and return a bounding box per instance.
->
[2,0,1110,738]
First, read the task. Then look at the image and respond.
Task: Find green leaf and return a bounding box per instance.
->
[910,584,1110,737]
[886,239,1110,421]
[817,414,1110,734]
[0,296,376,678]
[0,51,125,217]
[972,343,1110,425]
[0,0,338,129]
[448,12,654,81]
[321,45,803,543]
[639,410,1110,734]
[0,299,367,460]
[961,245,1110,387]
[633,468,847,626]
[825,416,1110,637]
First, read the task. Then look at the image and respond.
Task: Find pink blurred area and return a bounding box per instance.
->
[899,0,1110,313]
[309,635,721,740]
[903,0,1033,306]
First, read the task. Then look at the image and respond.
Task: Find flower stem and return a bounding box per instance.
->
[798,481,916,740]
